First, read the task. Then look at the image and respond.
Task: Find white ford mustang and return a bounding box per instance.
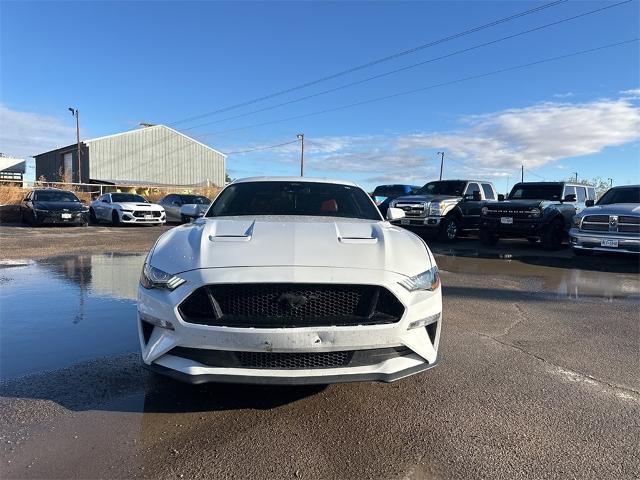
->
[138,177,442,385]
[90,193,166,226]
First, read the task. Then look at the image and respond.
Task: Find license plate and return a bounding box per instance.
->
[144,214,153,220]
[401,218,410,225]
[500,217,513,224]
[601,239,618,248]
[61,213,72,219]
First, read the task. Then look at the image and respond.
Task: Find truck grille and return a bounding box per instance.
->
[582,214,640,233]
[394,202,426,217]
[179,283,405,327]
[483,207,533,218]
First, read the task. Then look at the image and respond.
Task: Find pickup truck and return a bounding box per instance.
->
[479,181,596,249]
[389,179,498,241]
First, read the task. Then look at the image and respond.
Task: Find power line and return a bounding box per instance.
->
[224,139,299,155]
[184,0,632,132]
[195,38,638,137]
[169,0,569,126]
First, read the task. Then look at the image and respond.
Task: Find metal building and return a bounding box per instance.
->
[34,125,226,187]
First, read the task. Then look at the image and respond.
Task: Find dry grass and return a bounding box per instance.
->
[0,184,27,205]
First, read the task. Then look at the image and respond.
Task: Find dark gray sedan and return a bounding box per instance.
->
[157,194,211,223]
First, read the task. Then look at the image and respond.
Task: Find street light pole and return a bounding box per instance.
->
[297,133,305,177]
[437,151,445,181]
[68,108,81,184]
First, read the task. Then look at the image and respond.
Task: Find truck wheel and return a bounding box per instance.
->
[479,229,499,246]
[89,208,98,224]
[438,216,460,242]
[111,210,121,226]
[542,218,564,250]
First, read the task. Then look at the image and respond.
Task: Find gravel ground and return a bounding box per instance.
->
[1,225,638,479]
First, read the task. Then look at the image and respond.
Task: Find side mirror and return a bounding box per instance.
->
[386,207,405,221]
[563,194,576,202]
[498,194,505,201]
[585,199,595,207]
[180,204,199,217]
[472,191,482,201]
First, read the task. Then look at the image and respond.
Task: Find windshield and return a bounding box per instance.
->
[416,181,466,196]
[508,184,563,201]
[111,193,148,203]
[180,195,211,205]
[33,191,79,202]
[597,187,640,205]
[207,181,382,220]
[372,185,409,197]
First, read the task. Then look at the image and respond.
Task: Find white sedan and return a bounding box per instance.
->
[90,193,166,226]
[137,177,442,385]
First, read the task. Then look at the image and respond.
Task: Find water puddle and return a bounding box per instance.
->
[435,253,640,301]
[0,253,145,380]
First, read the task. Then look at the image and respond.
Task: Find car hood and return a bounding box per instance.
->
[115,202,163,210]
[33,202,87,211]
[150,216,432,276]
[579,203,640,216]
[392,194,461,203]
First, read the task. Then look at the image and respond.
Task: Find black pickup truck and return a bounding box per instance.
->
[389,179,498,242]
[479,181,595,249]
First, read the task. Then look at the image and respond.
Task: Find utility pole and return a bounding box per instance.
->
[68,108,81,184]
[521,165,524,183]
[608,177,613,188]
[573,171,578,182]
[437,152,445,181]
[297,133,305,177]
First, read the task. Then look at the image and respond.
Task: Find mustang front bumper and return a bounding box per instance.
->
[120,211,166,224]
[138,266,442,385]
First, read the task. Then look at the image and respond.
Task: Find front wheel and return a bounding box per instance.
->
[111,210,121,226]
[479,229,499,246]
[438,216,460,242]
[542,218,564,250]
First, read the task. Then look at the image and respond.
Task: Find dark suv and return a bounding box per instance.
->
[479,182,595,249]
[389,179,498,242]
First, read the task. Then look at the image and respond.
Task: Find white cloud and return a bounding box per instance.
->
[620,88,640,99]
[0,104,76,158]
[553,92,574,98]
[230,96,639,187]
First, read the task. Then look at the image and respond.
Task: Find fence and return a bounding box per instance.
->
[0,179,222,205]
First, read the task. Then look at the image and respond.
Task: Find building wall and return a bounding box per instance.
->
[35,145,90,184]
[87,125,225,186]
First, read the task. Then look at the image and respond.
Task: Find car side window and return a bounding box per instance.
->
[162,194,174,205]
[481,183,495,200]
[563,186,576,198]
[587,187,596,200]
[576,186,586,203]
[465,182,480,195]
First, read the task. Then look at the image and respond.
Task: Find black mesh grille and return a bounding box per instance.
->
[619,224,640,233]
[179,283,405,327]
[620,216,640,225]
[582,222,609,231]
[583,215,609,223]
[237,351,353,369]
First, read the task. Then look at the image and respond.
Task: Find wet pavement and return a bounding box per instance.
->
[0,254,144,379]
[0,234,639,479]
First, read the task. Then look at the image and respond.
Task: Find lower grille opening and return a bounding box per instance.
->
[167,346,413,370]
[141,320,154,344]
[426,321,438,345]
[178,283,405,328]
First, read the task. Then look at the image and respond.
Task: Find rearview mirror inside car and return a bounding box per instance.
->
[386,207,405,221]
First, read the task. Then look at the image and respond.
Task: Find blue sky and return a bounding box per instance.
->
[1,0,639,191]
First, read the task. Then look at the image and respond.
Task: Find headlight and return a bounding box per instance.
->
[140,263,185,290]
[429,201,444,216]
[398,266,440,292]
[530,208,541,217]
[481,206,488,215]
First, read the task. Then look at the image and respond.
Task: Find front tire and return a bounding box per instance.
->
[542,218,564,250]
[438,216,460,242]
[111,210,121,226]
[480,229,499,246]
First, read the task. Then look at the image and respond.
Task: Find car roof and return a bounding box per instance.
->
[421,179,493,184]
[232,176,360,187]
[511,181,592,187]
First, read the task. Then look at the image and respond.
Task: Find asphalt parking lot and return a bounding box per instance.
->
[1,224,638,479]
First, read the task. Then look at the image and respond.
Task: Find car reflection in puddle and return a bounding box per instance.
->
[0,253,145,380]
[435,253,640,302]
